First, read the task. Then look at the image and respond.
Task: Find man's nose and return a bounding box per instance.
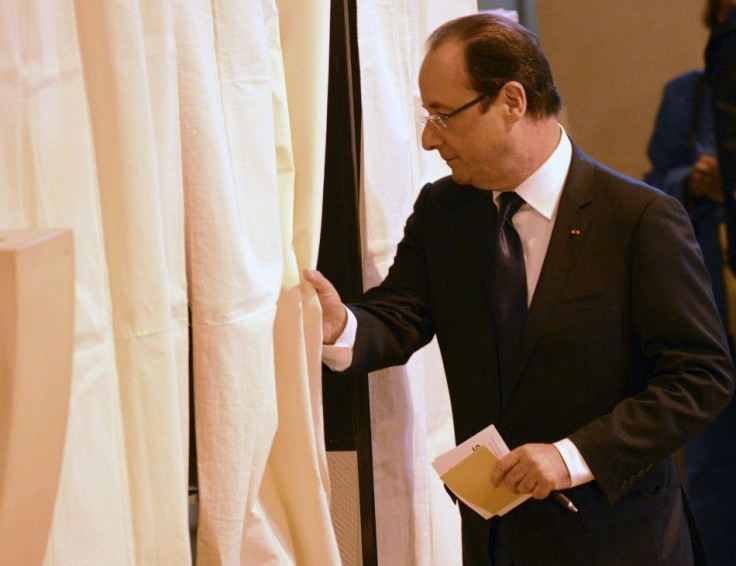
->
[421,122,443,151]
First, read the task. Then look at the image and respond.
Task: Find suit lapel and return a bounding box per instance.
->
[501,146,596,408]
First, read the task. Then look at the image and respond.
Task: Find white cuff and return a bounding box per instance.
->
[322,307,357,372]
[554,438,595,487]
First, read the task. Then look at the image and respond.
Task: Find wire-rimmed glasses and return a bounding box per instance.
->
[421,93,488,130]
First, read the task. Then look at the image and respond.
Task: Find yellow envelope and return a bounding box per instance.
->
[440,446,522,514]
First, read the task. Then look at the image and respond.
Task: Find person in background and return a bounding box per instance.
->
[646,2,736,565]
[645,3,731,333]
[307,13,734,565]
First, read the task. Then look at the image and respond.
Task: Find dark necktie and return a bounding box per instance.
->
[490,191,528,399]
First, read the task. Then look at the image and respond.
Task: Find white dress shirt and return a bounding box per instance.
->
[322,126,593,487]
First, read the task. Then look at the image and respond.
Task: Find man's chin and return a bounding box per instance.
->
[449,169,471,186]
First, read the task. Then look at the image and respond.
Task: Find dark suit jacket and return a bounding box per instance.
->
[342,145,735,565]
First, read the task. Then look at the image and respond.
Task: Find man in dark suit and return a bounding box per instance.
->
[305,13,735,565]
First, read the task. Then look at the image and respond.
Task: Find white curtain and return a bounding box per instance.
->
[0,0,335,564]
[2,1,140,562]
[356,2,477,565]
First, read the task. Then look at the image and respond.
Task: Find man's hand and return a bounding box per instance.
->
[303,269,348,345]
[490,443,572,500]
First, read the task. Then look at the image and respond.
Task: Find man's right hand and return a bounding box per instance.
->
[303,269,348,345]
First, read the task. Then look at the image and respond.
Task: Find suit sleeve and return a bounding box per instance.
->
[340,183,436,376]
[569,192,735,503]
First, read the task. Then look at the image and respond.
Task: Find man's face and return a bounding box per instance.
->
[418,41,515,191]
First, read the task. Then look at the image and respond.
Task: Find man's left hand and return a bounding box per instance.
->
[490,443,572,499]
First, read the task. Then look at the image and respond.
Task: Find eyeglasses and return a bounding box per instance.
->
[422,93,488,131]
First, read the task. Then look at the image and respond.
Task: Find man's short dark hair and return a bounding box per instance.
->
[426,14,562,118]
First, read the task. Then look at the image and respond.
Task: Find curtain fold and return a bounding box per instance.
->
[2,0,136,563]
[73,0,191,561]
[254,0,341,564]
[181,0,337,563]
[177,0,283,562]
[356,2,476,564]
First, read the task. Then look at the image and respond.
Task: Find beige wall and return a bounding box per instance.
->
[537,0,710,180]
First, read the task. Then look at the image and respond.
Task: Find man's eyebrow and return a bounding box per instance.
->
[424,101,450,112]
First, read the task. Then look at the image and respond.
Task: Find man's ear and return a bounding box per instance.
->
[500,81,527,121]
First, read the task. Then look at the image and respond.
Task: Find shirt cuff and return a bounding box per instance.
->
[322,307,357,372]
[554,438,595,487]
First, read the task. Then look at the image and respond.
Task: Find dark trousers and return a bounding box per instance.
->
[489,516,513,566]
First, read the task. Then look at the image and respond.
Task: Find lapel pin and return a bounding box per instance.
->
[570,229,581,237]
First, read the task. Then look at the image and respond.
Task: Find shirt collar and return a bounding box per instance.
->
[494,124,572,220]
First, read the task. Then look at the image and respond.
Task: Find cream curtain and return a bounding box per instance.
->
[2,1,138,562]
[1,0,334,564]
[356,2,477,565]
